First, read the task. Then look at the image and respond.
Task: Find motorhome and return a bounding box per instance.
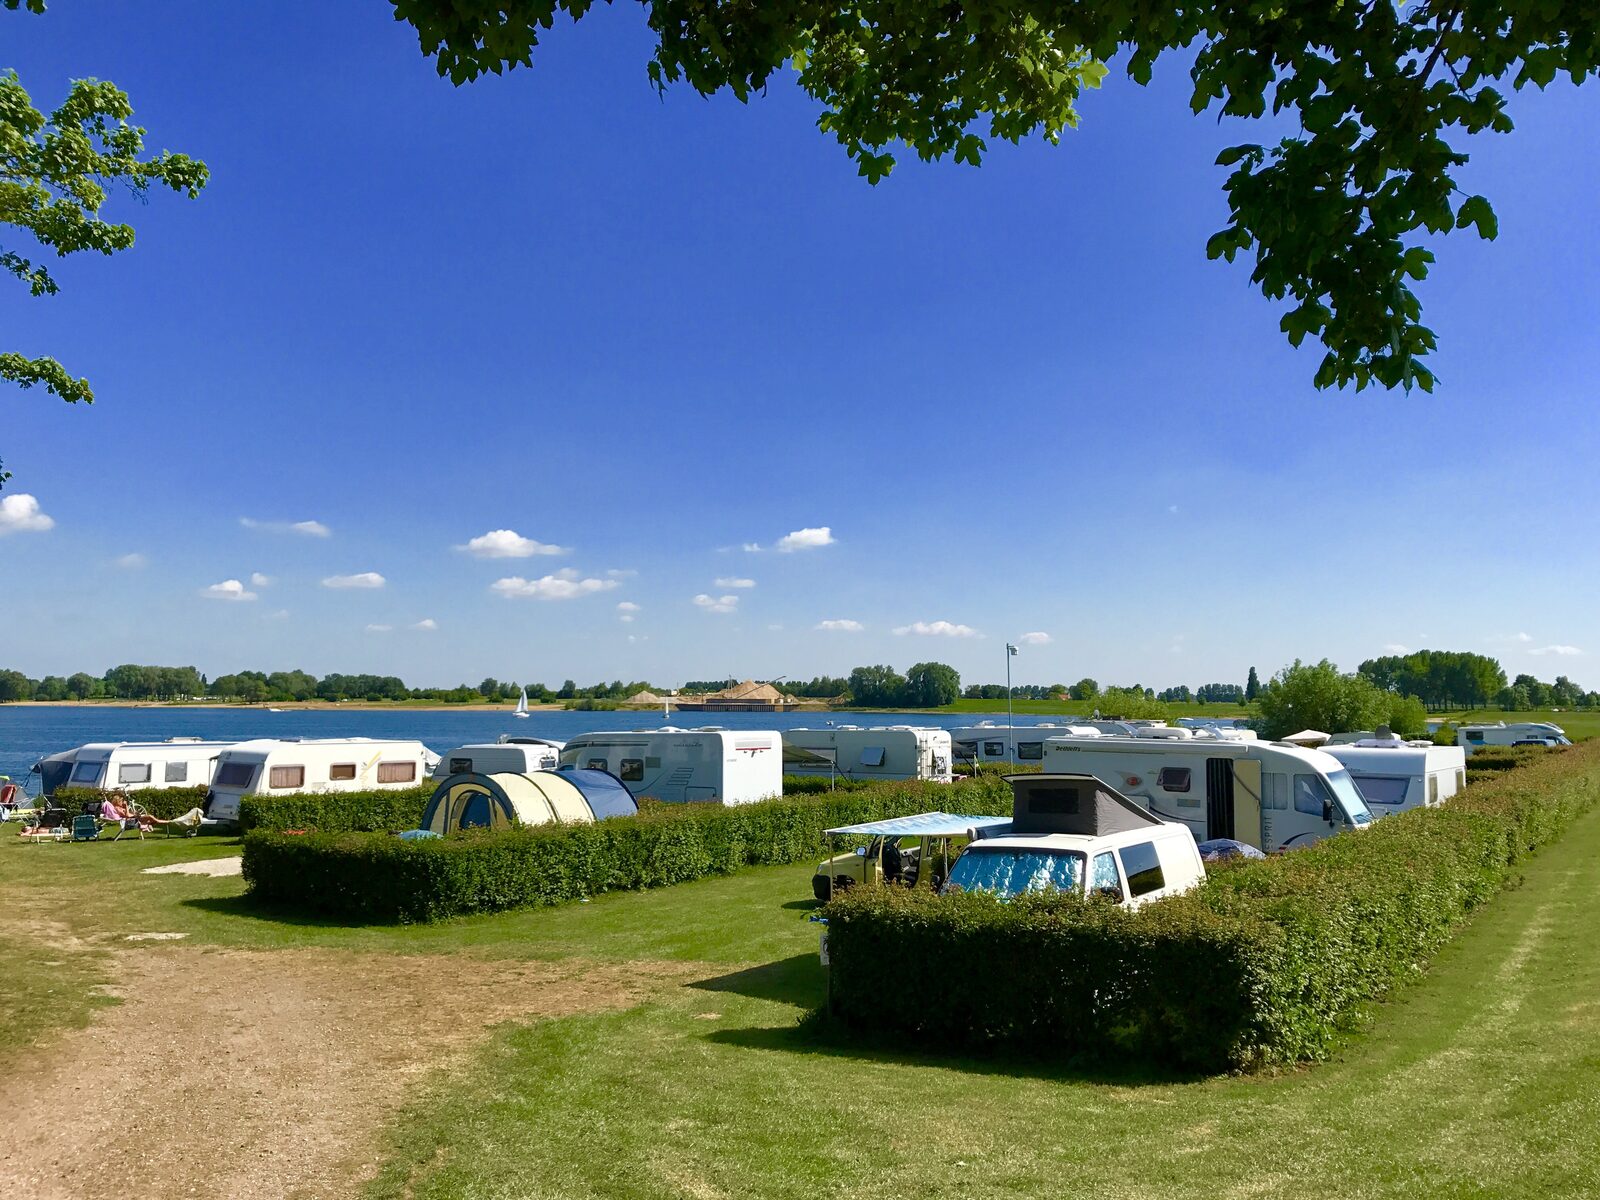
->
[948,723,1100,765]
[943,773,1206,907]
[1040,728,1373,852]
[782,726,953,783]
[205,738,440,822]
[1455,721,1571,755]
[556,727,781,805]
[30,739,238,798]
[1323,740,1467,814]
[429,737,565,780]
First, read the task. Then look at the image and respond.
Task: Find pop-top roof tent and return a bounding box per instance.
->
[421,769,637,835]
[823,812,1015,839]
[1003,773,1166,837]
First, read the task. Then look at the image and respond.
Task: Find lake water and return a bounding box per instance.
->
[0,705,1040,790]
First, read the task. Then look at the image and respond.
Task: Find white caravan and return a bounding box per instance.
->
[1323,741,1467,814]
[557,727,781,805]
[430,736,565,780]
[782,726,953,783]
[31,739,238,798]
[206,738,440,822]
[1040,728,1373,852]
[1456,721,1571,755]
[949,723,1100,765]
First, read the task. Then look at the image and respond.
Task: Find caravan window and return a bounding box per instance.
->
[860,747,887,768]
[1016,742,1045,761]
[1456,768,1466,792]
[1118,842,1165,898]
[329,763,357,781]
[1157,767,1192,793]
[215,762,256,788]
[270,765,305,789]
[1428,774,1440,805]
[982,740,1005,758]
[448,757,473,775]
[1465,730,1485,744]
[377,761,416,783]
[118,763,151,785]
[165,761,189,783]
[1354,776,1409,806]
[619,758,644,782]
[71,761,103,785]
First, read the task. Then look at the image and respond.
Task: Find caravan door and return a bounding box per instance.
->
[1231,759,1264,849]
[1205,758,1235,840]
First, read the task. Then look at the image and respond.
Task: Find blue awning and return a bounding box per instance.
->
[824,811,1013,838]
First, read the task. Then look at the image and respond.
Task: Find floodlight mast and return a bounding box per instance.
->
[1006,642,1019,762]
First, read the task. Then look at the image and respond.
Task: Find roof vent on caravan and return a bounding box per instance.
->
[1134,727,1193,740]
[1005,773,1166,837]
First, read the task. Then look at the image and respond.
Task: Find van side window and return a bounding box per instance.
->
[165,761,189,783]
[619,758,645,782]
[329,763,357,781]
[1118,842,1165,897]
[270,765,305,789]
[1293,774,1330,817]
[1157,767,1191,793]
[377,761,416,783]
[119,763,151,785]
[1016,742,1044,761]
[1090,852,1123,902]
[1265,773,1289,810]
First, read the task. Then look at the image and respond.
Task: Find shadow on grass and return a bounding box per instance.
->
[780,898,822,911]
[690,953,825,1007]
[180,894,393,929]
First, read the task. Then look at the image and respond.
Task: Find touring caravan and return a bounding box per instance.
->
[1456,721,1571,755]
[556,727,781,805]
[1040,728,1373,852]
[1323,741,1467,814]
[948,723,1099,766]
[31,739,238,798]
[782,726,953,783]
[205,738,440,822]
[429,737,565,780]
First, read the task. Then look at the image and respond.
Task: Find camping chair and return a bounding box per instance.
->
[155,807,204,838]
[71,814,101,842]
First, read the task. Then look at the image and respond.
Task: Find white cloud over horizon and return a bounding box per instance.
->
[617,601,641,623]
[366,623,393,633]
[816,619,864,632]
[894,620,979,638]
[694,593,740,614]
[715,577,756,589]
[412,618,438,631]
[458,529,569,558]
[1530,644,1583,657]
[1017,631,1052,645]
[250,572,272,588]
[491,571,618,600]
[776,526,835,552]
[115,552,147,569]
[241,517,330,537]
[322,572,386,589]
[0,494,54,535]
[1382,643,1410,654]
[201,579,257,602]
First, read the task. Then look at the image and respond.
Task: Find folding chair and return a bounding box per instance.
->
[71,814,101,842]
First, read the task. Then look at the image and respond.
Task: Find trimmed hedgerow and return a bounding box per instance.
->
[237,785,434,834]
[241,776,1015,923]
[824,739,1600,1072]
[50,786,209,819]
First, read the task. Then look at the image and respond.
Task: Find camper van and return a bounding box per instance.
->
[782,726,953,783]
[205,738,440,822]
[948,723,1101,765]
[31,739,238,798]
[1456,721,1571,755]
[944,773,1205,907]
[1323,741,1467,814]
[1040,728,1372,853]
[430,737,565,780]
[556,727,781,805]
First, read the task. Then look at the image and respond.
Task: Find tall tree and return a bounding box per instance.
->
[392,1,1596,392]
[1245,666,1260,702]
[2,1,208,487]
[903,661,961,708]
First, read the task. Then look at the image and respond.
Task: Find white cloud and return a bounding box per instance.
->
[266,609,289,621]
[1382,643,1410,654]
[776,526,835,552]
[365,623,393,633]
[816,619,864,632]
[715,577,757,589]
[491,573,618,600]
[115,552,147,569]
[617,600,641,623]
[201,579,257,602]
[741,542,763,553]
[1530,644,1583,657]
[1017,631,1052,646]
[894,620,979,638]
[241,517,331,537]
[458,529,568,559]
[694,593,740,614]
[767,623,784,631]
[323,572,386,589]
[1511,632,1533,643]
[250,572,272,588]
[412,618,438,631]
[606,568,637,579]
[0,493,54,535]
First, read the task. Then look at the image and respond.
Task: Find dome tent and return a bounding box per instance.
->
[420,769,637,835]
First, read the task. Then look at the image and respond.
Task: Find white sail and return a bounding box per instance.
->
[514,687,530,718]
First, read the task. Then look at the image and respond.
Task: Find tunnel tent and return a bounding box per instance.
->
[420,769,637,835]
[553,767,638,819]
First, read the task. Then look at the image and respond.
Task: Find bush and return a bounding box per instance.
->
[241,776,1015,923]
[238,785,435,833]
[50,786,209,819]
[824,739,1600,1072]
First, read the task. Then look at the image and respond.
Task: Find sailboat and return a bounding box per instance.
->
[514,687,530,719]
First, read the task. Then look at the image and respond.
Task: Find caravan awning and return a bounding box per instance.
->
[824,812,1013,838]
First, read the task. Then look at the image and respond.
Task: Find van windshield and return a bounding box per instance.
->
[1326,769,1373,826]
[945,847,1085,899]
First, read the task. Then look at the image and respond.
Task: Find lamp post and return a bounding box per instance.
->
[1005,641,1019,763]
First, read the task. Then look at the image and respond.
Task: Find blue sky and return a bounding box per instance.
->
[3,2,1596,691]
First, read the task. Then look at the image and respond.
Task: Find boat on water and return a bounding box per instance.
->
[514,687,530,719]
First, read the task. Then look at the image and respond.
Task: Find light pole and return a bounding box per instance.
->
[1005,641,1019,763]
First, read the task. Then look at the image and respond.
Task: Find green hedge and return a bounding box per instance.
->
[823,740,1600,1072]
[237,785,435,833]
[241,776,1014,923]
[49,786,209,819]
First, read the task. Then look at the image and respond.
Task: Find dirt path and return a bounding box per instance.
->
[0,944,696,1200]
